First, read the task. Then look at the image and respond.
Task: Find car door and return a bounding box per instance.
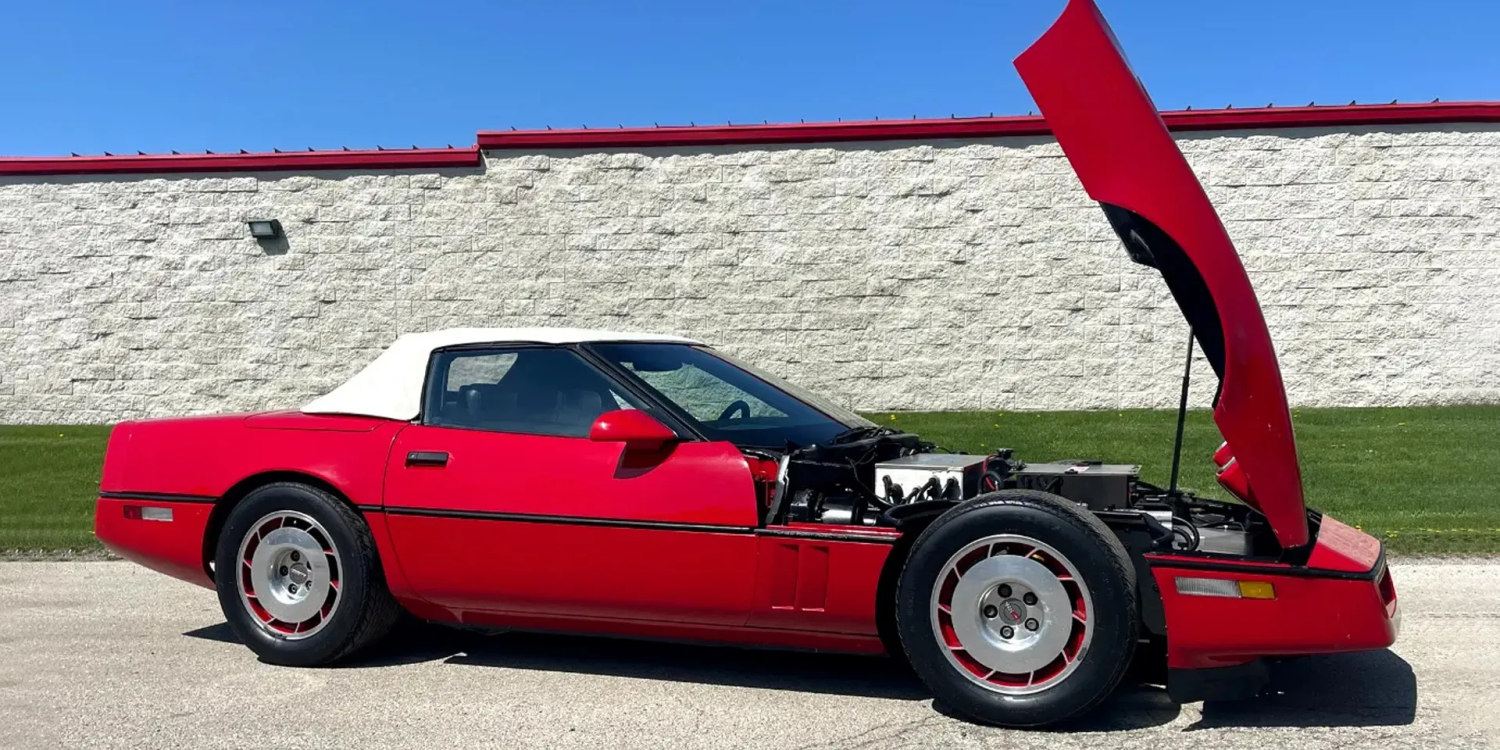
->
[383,344,761,625]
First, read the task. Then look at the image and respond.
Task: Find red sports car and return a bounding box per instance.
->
[95,0,1399,728]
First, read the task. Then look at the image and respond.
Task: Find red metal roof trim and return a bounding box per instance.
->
[0,146,480,177]
[2,102,1496,175]
[478,101,1500,150]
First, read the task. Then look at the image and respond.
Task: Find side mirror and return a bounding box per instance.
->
[588,409,677,450]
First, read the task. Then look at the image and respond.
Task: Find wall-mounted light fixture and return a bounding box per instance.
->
[247,219,283,240]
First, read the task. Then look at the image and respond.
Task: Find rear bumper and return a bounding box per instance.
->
[94,495,215,589]
[1146,515,1399,673]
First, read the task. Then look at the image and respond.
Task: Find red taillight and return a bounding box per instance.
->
[123,504,142,520]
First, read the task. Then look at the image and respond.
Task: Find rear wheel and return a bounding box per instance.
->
[895,490,1138,727]
[214,482,399,666]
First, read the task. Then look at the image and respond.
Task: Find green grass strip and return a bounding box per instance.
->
[2,406,1496,555]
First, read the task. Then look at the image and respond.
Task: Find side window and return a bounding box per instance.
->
[424,347,644,438]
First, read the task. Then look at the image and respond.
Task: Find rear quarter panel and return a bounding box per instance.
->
[102,412,403,503]
[96,412,406,588]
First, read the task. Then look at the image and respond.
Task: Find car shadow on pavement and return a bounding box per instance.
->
[183,622,239,644]
[436,625,930,700]
[928,684,1184,732]
[181,622,1413,731]
[1191,649,1417,730]
[392,624,1185,729]
[186,620,1181,728]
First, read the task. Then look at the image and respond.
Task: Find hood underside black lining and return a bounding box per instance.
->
[1101,203,1227,384]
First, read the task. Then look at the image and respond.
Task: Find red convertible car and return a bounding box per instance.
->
[95,0,1399,728]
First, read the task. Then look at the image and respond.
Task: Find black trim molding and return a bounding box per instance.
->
[755,528,899,545]
[100,490,217,504]
[381,506,755,534]
[366,506,900,543]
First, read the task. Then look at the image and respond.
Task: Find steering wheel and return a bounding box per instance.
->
[717,400,751,422]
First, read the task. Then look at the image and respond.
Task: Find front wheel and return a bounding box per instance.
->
[214,482,400,666]
[894,490,1138,727]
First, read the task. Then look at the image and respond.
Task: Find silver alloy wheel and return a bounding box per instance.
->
[235,510,342,640]
[930,534,1094,695]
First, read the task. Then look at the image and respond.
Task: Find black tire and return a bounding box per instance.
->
[894,490,1138,727]
[214,482,401,666]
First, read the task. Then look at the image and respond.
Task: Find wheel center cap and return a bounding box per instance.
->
[948,555,1074,675]
[249,526,330,623]
[1000,599,1026,623]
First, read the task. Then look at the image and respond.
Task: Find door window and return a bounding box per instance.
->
[424,347,644,438]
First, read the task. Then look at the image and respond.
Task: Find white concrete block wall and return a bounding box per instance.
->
[1,123,1497,423]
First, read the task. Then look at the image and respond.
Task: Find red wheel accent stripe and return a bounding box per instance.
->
[937,610,963,649]
[984,669,1031,688]
[951,648,993,678]
[1030,654,1069,686]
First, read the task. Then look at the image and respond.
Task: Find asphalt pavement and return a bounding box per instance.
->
[1,561,1496,749]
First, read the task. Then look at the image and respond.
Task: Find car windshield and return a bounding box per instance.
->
[589,343,875,448]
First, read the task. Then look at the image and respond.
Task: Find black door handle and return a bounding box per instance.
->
[406,451,449,467]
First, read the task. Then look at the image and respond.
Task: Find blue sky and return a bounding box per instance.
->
[3,0,1498,156]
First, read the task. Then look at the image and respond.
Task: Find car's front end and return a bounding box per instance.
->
[747,424,1399,699]
[1146,511,1399,699]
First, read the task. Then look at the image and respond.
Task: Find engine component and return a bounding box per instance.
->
[1012,462,1139,511]
[1145,509,1201,551]
[875,454,989,504]
[786,487,880,526]
[816,497,858,525]
[1194,526,1255,556]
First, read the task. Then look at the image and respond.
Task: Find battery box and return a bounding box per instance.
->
[1013,461,1140,511]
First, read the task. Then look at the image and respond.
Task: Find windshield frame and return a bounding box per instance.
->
[581,342,875,448]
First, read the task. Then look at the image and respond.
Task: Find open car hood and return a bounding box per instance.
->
[1014,0,1309,547]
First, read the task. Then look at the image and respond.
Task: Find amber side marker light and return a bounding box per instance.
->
[1174,576,1275,600]
[122,505,173,522]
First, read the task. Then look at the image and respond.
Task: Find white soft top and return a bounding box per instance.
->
[302,327,698,421]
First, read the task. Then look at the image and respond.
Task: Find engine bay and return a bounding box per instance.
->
[759,430,1283,557]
